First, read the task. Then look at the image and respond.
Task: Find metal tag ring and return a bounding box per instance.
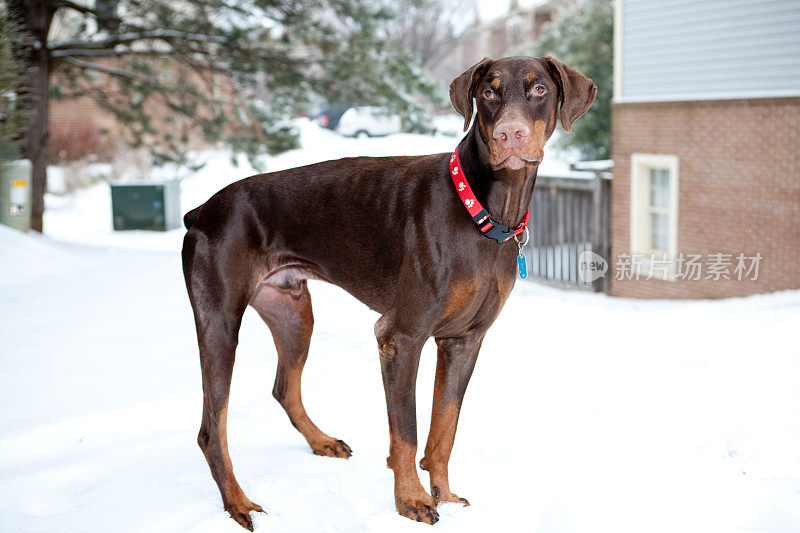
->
[514,227,530,247]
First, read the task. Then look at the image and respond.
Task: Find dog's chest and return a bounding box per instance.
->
[437,270,515,335]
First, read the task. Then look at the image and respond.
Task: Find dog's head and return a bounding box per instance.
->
[450,56,597,171]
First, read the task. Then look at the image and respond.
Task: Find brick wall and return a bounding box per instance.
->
[48,58,249,164]
[49,95,120,162]
[610,97,800,298]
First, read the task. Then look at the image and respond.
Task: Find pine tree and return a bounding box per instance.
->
[530,0,613,160]
[9,0,440,232]
[0,8,30,157]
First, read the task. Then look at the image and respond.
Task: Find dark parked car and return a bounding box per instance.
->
[315,105,350,131]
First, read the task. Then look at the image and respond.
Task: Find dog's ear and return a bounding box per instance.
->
[449,57,494,132]
[545,56,597,134]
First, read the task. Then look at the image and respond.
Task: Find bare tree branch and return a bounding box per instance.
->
[62,56,139,78]
[57,0,104,18]
[52,48,169,57]
[48,29,228,51]
[61,56,183,95]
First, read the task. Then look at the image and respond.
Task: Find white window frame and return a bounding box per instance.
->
[630,154,679,281]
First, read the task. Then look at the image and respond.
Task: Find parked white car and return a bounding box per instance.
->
[334,106,402,137]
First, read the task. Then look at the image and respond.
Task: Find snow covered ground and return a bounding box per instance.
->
[2,123,799,532]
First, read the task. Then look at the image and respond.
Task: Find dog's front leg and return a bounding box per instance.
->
[376,314,439,525]
[420,334,485,507]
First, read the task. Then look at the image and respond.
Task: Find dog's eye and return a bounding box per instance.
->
[533,84,547,96]
[482,89,495,100]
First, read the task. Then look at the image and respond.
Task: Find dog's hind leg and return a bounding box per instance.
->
[184,233,264,531]
[250,280,352,458]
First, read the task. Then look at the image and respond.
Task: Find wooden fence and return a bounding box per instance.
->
[525,173,611,292]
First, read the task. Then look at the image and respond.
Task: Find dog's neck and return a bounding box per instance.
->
[458,127,538,229]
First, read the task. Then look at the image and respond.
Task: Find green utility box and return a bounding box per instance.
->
[110,180,181,231]
[0,158,32,233]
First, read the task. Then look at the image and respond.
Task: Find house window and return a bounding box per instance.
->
[648,168,670,252]
[630,154,679,280]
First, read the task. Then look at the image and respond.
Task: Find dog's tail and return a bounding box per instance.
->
[183,206,201,229]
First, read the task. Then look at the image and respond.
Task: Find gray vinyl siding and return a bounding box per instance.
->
[620,0,800,102]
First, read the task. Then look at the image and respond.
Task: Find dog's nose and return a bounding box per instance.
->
[493,120,530,145]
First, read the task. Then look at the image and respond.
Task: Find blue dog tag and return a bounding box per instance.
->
[517,252,527,279]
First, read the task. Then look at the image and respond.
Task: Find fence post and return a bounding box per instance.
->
[591,173,609,293]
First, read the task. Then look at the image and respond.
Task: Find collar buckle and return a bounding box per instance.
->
[479,216,515,243]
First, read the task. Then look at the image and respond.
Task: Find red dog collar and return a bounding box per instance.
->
[450,149,529,243]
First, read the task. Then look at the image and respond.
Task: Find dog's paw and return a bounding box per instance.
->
[431,485,470,506]
[311,437,352,458]
[225,498,265,531]
[396,491,439,524]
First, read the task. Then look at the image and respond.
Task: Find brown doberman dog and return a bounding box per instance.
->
[181,56,596,530]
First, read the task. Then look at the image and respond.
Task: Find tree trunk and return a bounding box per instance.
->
[25,48,51,233]
[14,1,56,233]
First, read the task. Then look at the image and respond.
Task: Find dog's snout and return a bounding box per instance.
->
[492,120,529,145]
